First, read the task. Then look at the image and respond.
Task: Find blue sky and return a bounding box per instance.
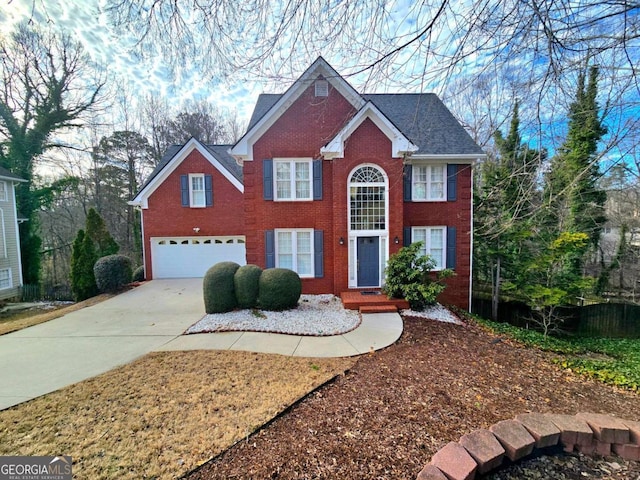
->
[2,0,638,170]
[1,0,265,122]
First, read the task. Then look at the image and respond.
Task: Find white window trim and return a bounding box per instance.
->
[0,268,11,290]
[189,173,206,208]
[273,158,313,201]
[347,164,389,235]
[0,209,6,259]
[274,228,315,278]
[411,226,447,271]
[0,182,7,202]
[412,164,447,202]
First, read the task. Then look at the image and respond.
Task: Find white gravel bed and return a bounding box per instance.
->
[401,304,462,324]
[186,295,361,336]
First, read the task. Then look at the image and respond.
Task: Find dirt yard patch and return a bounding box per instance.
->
[0,294,114,336]
[186,318,640,480]
[0,351,355,479]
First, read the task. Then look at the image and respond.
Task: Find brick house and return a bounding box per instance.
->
[131,57,485,309]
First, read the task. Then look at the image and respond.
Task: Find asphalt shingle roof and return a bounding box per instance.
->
[0,166,25,182]
[137,142,241,196]
[247,92,483,156]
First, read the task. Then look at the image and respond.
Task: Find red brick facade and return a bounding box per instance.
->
[141,148,244,278]
[136,60,478,310]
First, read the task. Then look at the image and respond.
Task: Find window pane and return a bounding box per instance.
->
[430,166,445,199]
[296,232,312,275]
[277,232,292,253]
[277,232,293,269]
[276,162,291,199]
[413,166,427,199]
[191,176,205,206]
[430,228,444,268]
[413,229,427,256]
[295,162,310,198]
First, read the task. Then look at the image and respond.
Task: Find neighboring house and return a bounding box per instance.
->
[131,57,485,309]
[0,166,26,301]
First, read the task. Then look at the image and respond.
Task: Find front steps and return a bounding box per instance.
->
[340,290,410,313]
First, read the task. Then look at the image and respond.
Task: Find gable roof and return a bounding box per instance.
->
[130,138,243,208]
[231,57,366,161]
[0,166,26,183]
[321,101,418,159]
[363,94,484,156]
[236,59,484,161]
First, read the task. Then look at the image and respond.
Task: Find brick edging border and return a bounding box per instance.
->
[417,413,640,480]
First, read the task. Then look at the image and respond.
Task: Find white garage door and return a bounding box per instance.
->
[151,236,246,278]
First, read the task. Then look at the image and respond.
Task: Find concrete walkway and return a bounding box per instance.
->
[0,279,402,410]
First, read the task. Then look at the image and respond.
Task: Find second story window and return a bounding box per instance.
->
[275,159,312,200]
[412,165,446,201]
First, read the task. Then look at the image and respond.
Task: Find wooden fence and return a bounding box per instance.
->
[471,297,640,338]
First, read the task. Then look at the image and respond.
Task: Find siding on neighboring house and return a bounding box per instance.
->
[0,180,23,301]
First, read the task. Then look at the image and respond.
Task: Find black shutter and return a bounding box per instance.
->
[180,175,189,206]
[447,164,458,201]
[314,230,324,277]
[313,159,323,200]
[446,226,457,269]
[403,226,411,247]
[403,165,412,202]
[265,230,275,268]
[204,174,213,206]
[263,159,273,200]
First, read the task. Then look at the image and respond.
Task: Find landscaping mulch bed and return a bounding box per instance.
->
[186,318,640,480]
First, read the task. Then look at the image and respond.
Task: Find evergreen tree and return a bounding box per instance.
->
[541,65,607,276]
[85,208,119,258]
[474,101,541,318]
[70,229,98,301]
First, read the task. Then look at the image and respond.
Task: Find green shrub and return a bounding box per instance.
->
[234,264,263,309]
[70,229,98,301]
[132,265,145,282]
[258,268,301,311]
[94,254,132,293]
[203,262,241,313]
[383,242,453,310]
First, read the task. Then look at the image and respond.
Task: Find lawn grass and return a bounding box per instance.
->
[0,350,355,479]
[476,317,640,391]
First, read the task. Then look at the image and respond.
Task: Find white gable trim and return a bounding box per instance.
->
[320,102,418,159]
[130,138,244,209]
[230,57,365,162]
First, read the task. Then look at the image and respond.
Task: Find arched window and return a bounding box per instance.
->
[349,165,386,231]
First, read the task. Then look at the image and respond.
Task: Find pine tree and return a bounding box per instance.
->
[541,65,607,276]
[474,101,542,318]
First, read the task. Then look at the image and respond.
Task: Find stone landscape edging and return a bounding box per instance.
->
[417,412,640,480]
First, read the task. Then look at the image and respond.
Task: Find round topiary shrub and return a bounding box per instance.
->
[257,268,302,311]
[203,261,241,313]
[132,265,145,282]
[93,254,133,293]
[234,264,263,309]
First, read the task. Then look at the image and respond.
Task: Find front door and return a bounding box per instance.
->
[357,236,379,287]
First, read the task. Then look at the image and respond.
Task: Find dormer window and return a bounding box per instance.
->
[315,79,328,97]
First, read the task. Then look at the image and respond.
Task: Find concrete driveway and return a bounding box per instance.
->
[0,279,204,410]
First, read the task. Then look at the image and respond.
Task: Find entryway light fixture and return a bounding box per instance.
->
[339,237,345,245]
[394,236,399,244]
